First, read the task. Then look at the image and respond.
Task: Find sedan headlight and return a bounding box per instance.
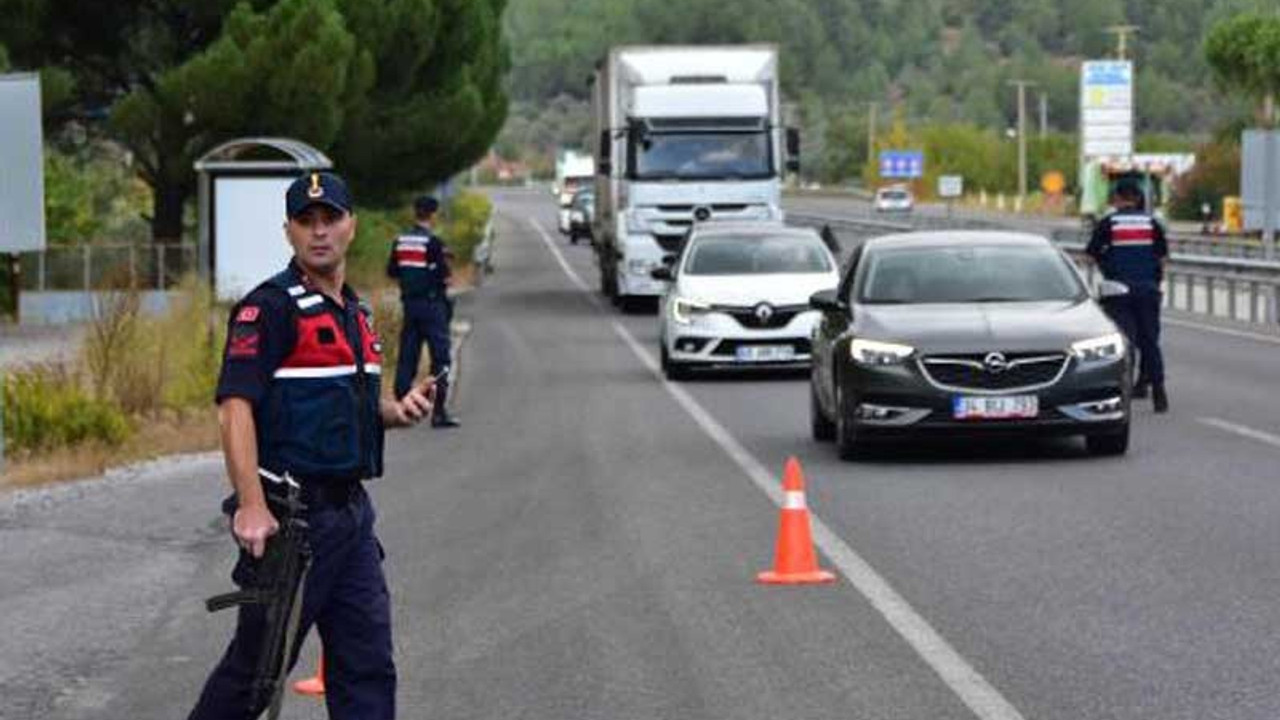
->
[1071,333,1126,362]
[849,338,915,366]
[671,297,712,325]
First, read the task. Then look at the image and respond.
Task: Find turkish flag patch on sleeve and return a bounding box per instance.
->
[236,305,261,323]
[228,323,260,358]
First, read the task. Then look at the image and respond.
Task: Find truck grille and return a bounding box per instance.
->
[918,353,1068,392]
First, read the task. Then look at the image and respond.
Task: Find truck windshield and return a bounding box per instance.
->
[632,132,772,180]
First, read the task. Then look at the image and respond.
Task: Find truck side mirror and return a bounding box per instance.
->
[786,128,801,173]
[598,130,612,175]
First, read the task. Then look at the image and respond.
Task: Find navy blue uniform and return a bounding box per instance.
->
[387,226,453,407]
[189,262,395,720]
[1087,209,1169,387]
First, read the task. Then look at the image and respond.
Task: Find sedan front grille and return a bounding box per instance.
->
[918,352,1069,392]
[714,303,808,329]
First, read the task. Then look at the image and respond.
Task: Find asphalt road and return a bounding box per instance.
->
[2,187,1279,719]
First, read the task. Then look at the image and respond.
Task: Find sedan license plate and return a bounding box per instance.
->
[735,345,795,362]
[953,395,1039,420]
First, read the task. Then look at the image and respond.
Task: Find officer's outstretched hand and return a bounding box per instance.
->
[384,380,436,427]
[233,503,279,559]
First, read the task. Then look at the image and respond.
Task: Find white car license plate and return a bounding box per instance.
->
[735,345,795,362]
[953,395,1039,420]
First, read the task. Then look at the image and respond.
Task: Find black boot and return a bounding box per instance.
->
[1132,381,1149,399]
[1152,385,1169,414]
[431,378,460,428]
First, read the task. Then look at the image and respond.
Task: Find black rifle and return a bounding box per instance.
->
[206,470,312,720]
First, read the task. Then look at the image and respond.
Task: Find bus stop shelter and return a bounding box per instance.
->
[195,138,332,300]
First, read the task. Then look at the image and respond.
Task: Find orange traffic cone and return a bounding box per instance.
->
[293,653,325,697]
[757,457,836,585]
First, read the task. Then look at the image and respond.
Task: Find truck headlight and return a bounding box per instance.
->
[672,297,712,325]
[849,338,915,366]
[1071,333,1125,362]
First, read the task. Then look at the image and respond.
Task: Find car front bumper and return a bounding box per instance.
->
[665,311,820,368]
[836,355,1129,437]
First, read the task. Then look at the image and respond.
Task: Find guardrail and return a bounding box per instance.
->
[788,212,1280,327]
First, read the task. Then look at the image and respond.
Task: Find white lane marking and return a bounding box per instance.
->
[1164,317,1280,346]
[529,219,592,294]
[1199,417,1280,450]
[528,217,1028,720]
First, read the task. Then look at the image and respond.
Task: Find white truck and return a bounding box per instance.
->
[591,45,797,310]
[555,150,595,234]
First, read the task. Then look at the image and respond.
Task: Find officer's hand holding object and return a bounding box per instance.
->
[233,503,279,558]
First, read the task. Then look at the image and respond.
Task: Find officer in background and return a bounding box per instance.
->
[1086,179,1170,413]
[188,172,435,720]
[387,195,460,428]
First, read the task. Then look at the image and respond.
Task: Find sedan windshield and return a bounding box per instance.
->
[634,132,772,180]
[857,244,1085,304]
[685,236,832,276]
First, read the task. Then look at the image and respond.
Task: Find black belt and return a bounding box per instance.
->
[302,481,363,509]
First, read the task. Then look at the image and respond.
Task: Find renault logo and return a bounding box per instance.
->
[693,206,712,222]
[983,352,1011,374]
[753,303,775,323]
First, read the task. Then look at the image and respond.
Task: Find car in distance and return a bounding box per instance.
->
[655,223,839,380]
[568,188,595,245]
[809,231,1131,459]
[873,185,914,213]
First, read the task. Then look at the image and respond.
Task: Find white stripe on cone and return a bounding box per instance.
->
[783,490,807,510]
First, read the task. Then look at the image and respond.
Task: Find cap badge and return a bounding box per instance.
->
[307,173,324,199]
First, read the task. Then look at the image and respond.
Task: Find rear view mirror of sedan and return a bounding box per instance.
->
[651,266,674,281]
[1098,280,1129,299]
[809,289,847,313]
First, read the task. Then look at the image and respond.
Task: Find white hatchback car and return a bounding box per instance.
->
[654,223,840,379]
[874,186,914,213]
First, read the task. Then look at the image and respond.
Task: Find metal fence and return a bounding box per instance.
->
[18,243,197,292]
[789,212,1280,328]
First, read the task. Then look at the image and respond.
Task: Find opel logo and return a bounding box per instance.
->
[753,303,775,323]
[693,206,712,222]
[983,352,1011,374]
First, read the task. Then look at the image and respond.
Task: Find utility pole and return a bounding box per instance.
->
[1039,92,1049,138]
[867,102,879,172]
[1009,80,1036,210]
[1105,25,1140,60]
[1265,94,1276,264]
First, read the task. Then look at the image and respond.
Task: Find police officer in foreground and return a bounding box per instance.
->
[188,172,435,720]
[1086,179,1170,413]
[387,195,460,428]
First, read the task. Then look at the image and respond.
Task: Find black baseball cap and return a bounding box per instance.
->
[413,195,440,216]
[286,172,353,218]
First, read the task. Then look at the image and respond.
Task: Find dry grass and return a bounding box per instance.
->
[2,407,220,491]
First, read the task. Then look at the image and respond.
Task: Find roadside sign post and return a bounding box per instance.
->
[938,175,964,218]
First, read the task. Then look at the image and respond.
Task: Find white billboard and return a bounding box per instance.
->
[0,74,46,252]
[1080,61,1134,159]
[214,176,294,300]
[1242,130,1280,233]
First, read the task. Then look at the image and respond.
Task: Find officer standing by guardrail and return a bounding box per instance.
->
[188,172,436,720]
[387,195,460,428]
[1087,180,1171,413]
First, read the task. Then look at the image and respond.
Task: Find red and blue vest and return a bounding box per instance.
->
[257,269,385,482]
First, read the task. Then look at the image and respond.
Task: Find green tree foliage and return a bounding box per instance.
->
[0,0,509,242]
[1169,141,1241,220]
[1205,12,1280,125]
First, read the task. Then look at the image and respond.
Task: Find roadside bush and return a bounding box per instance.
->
[2,363,132,456]
[441,191,494,266]
[1170,141,1240,221]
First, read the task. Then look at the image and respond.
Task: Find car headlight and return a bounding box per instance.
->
[671,297,712,325]
[1071,333,1126,362]
[627,258,655,276]
[849,338,915,366]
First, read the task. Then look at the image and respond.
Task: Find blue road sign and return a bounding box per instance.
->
[879,150,924,179]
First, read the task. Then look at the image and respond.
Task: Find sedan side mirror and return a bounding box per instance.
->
[809,289,847,313]
[1098,279,1129,300]
[651,266,674,282]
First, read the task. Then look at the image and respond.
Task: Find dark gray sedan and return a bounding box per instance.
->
[809,232,1132,459]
